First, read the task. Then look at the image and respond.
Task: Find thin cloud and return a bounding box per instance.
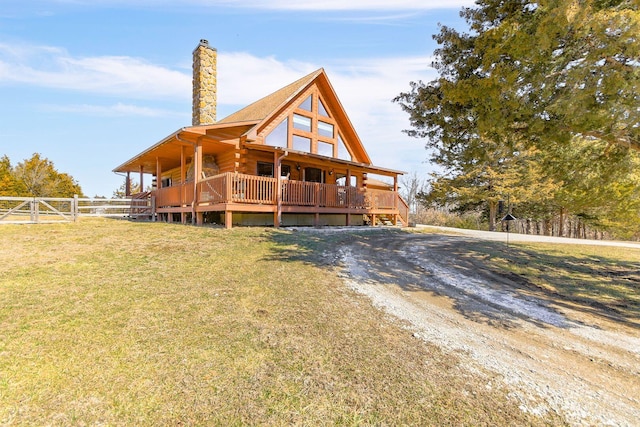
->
[0,43,189,99]
[40,102,187,118]
[2,41,435,172]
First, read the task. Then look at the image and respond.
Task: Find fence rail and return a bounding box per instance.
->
[0,196,134,224]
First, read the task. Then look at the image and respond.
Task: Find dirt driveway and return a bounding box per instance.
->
[333,229,640,426]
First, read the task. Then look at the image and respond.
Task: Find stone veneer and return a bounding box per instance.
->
[192,39,217,126]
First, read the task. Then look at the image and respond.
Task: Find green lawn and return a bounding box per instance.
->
[0,219,562,425]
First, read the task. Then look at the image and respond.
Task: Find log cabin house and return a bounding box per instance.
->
[113,40,408,228]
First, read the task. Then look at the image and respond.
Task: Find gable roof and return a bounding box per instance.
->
[114,67,387,174]
[218,69,322,124]
[219,68,372,164]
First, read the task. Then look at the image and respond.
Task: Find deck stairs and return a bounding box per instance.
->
[129,191,153,220]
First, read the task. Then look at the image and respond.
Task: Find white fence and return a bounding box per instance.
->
[0,196,135,224]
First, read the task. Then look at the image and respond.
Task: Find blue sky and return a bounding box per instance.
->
[0,0,473,197]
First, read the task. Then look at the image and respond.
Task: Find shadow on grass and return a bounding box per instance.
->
[266,228,639,330]
[463,239,640,328]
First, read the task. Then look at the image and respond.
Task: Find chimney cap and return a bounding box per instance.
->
[194,39,217,53]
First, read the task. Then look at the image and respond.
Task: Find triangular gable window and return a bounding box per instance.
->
[337,134,352,161]
[261,89,352,161]
[265,118,288,148]
[299,95,312,112]
[318,98,329,117]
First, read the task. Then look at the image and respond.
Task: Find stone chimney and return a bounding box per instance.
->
[192,39,217,125]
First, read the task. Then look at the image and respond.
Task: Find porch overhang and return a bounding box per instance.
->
[113,122,258,174]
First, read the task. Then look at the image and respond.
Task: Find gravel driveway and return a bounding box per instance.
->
[332,227,640,426]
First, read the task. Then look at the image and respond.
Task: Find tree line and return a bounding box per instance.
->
[395,0,640,239]
[0,153,84,198]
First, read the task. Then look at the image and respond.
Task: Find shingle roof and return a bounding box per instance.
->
[217,68,323,124]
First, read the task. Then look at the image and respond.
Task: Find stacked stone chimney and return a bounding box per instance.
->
[192,39,217,126]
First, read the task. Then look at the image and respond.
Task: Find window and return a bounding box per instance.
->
[258,162,290,178]
[336,175,355,187]
[304,167,323,183]
[293,114,311,132]
[317,141,334,157]
[257,162,274,177]
[318,98,329,117]
[292,135,311,152]
[337,134,352,161]
[299,95,312,111]
[265,118,288,147]
[318,121,333,138]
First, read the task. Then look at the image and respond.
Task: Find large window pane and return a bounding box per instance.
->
[265,118,288,147]
[317,141,334,157]
[304,167,323,183]
[299,95,312,111]
[292,135,311,152]
[337,134,351,161]
[318,121,334,138]
[257,162,274,177]
[293,114,311,132]
[318,99,329,117]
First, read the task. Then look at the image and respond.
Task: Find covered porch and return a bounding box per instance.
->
[114,126,407,228]
[154,171,408,227]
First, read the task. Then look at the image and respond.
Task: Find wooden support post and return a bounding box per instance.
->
[125,172,131,197]
[371,214,376,226]
[196,212,203,225]
[393,175,398,209]
[346,169,352,207]
[225,210,233,229]
[156,157,162,189]
[192,142,202,225]
[181,145,186,223]
[275,151,281,228]
[139,165,144,193]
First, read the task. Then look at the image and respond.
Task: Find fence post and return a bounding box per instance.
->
[73,194,79,222]
[34,198,40,223]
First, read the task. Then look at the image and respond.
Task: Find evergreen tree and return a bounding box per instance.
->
[395,0,639,234]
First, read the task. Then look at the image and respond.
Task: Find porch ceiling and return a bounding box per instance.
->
[113,123,256,174]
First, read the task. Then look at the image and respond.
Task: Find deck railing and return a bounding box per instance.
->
[366,189,397,210]
[157,172,400,213]
[397,194,409,225]
[197,173,277,204]
[155,181,194,208]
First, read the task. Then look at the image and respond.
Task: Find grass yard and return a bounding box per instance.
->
[0,219,562,425]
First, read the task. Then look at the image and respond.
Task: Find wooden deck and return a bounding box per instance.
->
[151,172,408,227]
